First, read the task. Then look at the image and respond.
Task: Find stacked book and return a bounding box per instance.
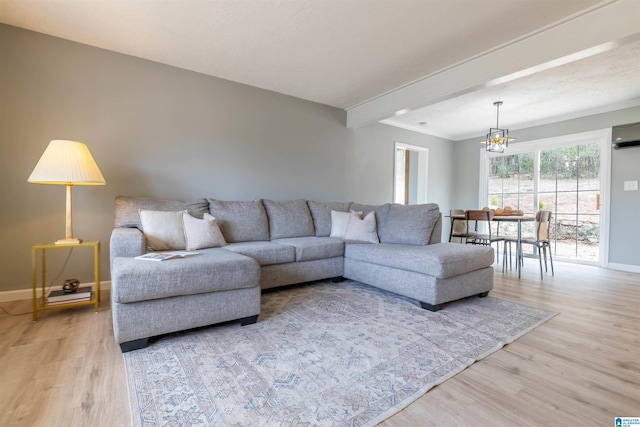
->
[47,286,92,306]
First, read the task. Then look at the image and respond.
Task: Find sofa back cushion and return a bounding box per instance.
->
[348,202,386,217]
[208,199,269,242]
[263,199,314,239]
[114,196,209,229]
[307,201,350,237]
[377,203,440,245]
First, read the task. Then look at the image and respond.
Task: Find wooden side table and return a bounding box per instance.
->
[31,241,101,321]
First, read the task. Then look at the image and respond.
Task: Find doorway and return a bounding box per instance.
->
[394,142,428,205]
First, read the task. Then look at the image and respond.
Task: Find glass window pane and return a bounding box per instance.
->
[488,177,502,195]
[539,150,558,192]
[577,214,599,262]
[555,213,576,239]
[520,220,536,237]
[503,193,519,209]
[578,143,600,191]
[578,190,600,215]
[556,191,577,214]
[496,221,518,237]
[555,240,577,259]
[519,153,535,192]
[539,177,556,192]
[487,193,502,209]
[518,194,535,214]
[538,193,556,214]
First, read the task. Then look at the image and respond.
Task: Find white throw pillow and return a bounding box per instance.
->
[139,209,187,251]
[329,210,350,238]
[344,211,379,243]
[330,210,363,238]
[183,212,226,250]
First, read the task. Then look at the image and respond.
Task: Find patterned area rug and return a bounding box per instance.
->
[123,280,555,426]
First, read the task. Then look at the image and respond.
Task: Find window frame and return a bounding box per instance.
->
[478,128,612,266]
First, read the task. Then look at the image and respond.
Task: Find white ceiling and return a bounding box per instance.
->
[383,39,640,140]
[1,0,639,141]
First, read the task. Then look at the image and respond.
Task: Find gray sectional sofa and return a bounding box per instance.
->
[110,196,494,352]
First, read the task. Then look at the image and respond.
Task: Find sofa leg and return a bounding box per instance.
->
[239,315,258,326]
[119,338,149,353]
[330,276,345,283]
[419,301,443,312]
[478,291,490,298]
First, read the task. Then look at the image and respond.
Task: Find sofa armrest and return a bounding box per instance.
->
[110,228,145,268]
[429,213,442,244]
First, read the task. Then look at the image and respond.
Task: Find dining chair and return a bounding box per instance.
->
[448,209,467,242]
[465,210,504,261]
[503,210,554,279]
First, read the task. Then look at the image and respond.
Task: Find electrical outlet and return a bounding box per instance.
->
[623,180,638,191]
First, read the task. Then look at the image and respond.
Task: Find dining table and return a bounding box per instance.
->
[492,215,535,278]
[449,213,535,278]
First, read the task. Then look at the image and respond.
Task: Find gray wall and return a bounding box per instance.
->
[452,106,640,268]
[609,125,640,266]
[0,24,453,292]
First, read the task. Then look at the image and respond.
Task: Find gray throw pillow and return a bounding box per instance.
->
[377,203,440,245]
[263,199,314,239]
[307,201,350,237]
[208,199,269,242]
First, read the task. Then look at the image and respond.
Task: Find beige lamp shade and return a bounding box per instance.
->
[28,140,106,245]
[28,140,106,185]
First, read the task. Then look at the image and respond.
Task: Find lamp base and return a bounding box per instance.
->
[55,238,82,245]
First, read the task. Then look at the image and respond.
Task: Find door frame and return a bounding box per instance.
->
[393,142,429,204]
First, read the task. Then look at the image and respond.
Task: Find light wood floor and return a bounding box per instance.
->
[1,262,639,426]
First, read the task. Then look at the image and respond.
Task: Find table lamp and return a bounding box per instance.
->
[28,140,106,245]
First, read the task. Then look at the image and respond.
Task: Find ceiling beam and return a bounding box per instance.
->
[346,0,640,129]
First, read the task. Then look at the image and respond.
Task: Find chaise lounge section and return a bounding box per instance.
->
[111,249,261,352]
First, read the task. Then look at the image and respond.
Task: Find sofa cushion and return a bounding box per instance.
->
[377,203,440,245]
[307,201,350,237]
[273,237,345,262]
[208,199,269,242]
[344,211,379,243]
[183,212,226,251]
[263,199,314,239]
[138,209,186,251]
[222,241,296,266]
[344,242,494,279]
[112,248,260,303]
[114,196,209,229]
[348,202,387,217]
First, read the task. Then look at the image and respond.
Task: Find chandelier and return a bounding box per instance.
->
[481,101,515,153]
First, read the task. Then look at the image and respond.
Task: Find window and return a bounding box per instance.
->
[480,130,611,265]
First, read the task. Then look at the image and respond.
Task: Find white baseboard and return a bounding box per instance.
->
[3,262,637,301]
[606,263,640,274]
[0,281,111,303]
